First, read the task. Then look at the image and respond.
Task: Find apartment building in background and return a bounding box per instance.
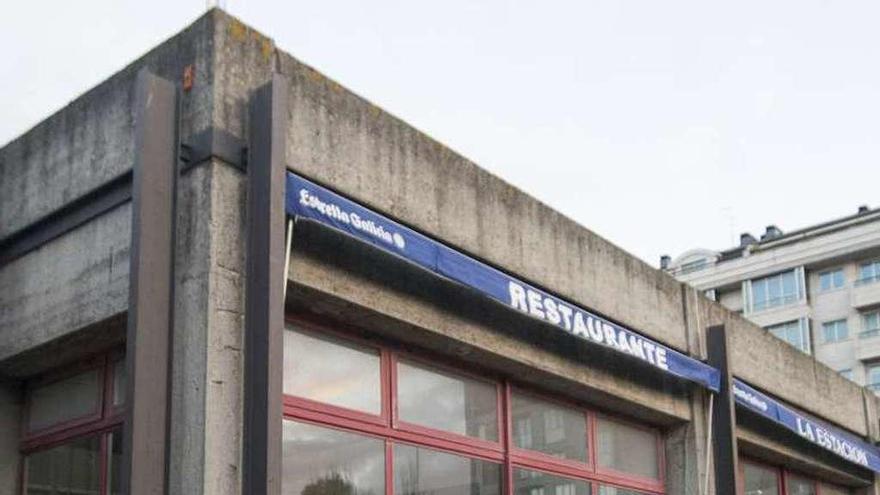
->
[664,206,880,391]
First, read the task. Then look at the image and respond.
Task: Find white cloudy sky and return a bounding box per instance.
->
[3,1,879,265]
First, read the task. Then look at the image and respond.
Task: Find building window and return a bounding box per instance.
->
[21,352,125,495]
[765,319,811,354]
[857,260,880,286]
[838,369,854,381]
[745,268,805,313]
[597,417,660,481]
[867,365,880,392]
[821,319,849,343]
[785,473,817,495]
[739,459,852,495]
[510,391,587,462]
[742,461,780,495]
[283,320,665,495]
[861,311,880,339]
[818,269,845,292]
[397,358,499,441]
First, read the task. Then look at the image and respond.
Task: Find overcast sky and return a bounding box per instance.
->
[3,1,879,266]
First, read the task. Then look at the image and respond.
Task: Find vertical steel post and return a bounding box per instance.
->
[123,68,179,495]
[243,74,287,495]
[707,325,739,494]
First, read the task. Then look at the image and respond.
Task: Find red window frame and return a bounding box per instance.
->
[18,351,125,495]
[738,457,854,495]
[284,315,666,495]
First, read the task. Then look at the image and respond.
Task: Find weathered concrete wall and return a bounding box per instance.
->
[0,12,215,240]
[697,297,870,437]
[169,160,246,495]
[204,12,694,356]
[0,379,21,495]
[0,203,130,363]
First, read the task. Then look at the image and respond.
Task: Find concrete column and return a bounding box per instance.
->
[168,159,249,495]
[0,379,22,494]
[707,325,739,494]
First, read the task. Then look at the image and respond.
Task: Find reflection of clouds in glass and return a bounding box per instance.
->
[283,421,384,495]
[398,360,497,441]
[394,444,501,495]
[283,328,381,414]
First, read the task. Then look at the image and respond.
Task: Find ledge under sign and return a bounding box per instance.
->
[285,171,721,393]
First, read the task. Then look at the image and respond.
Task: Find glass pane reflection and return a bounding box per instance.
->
[398,360,498,441]
[394,444,501,495]
[597,418,658,480]
[282,421,385,495]
[742,463,779,495]
[787,475,816,495]
[284,327,382,414]
[513,468,590,495]
[26,435,101,495]
[511,392,587,462]
[597,486,645,495]
[28,369,101,431]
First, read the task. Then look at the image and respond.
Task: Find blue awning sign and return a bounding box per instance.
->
[733,379,880,472]
[286,172,721,392]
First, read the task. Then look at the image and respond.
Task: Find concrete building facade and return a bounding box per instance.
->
[1,9,879,495]
[665,208,880,392]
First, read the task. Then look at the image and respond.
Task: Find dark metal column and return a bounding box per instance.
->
[243,74,287,495]
[707,325,739,494]
[123,69,179,495]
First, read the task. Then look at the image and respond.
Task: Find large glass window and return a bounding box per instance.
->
[822,319,849,343]
[785,474,816,495]
[597,418,659,480]
[597,487,648,495]
[513,469,590,495]
[818,269,845,292]
[861,311,880,339]
[510,392,587,462]
[25,434,102,495]
[742,462,779,495]
[395,444,501,495]
[284,326,382,415]
[28,368,101,432]
[282,321,665,495]
[867,365,880,391]
[21,354,125,495]
[766,319,811,354]
[397,359,498,442]
[857,260,880,286]
[750,270,800,312]
[282,421,385,495]
[740,460,852,495]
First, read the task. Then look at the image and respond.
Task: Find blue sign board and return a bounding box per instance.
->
[286,172,721,392]
[733,379,880,472]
